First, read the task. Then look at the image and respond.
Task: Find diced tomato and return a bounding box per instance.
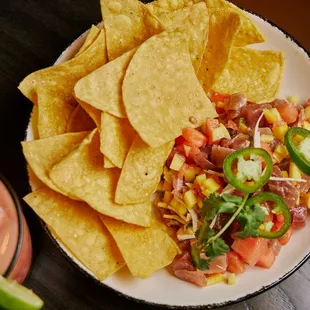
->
[256,248,276,268]
[175,136,187,145]
[227,251,246,274]
[232,237,268,267]
[278,226,293,245]
[276,102,298,124]
[210,91,229,103]
[264,211,274,223]
[182,128,208,147]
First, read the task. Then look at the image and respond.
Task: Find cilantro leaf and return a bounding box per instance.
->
[202,193,238,222]
[195,224,215,244]
[205,238,230,259]
[234,203,266,239]
[191,244,210,270]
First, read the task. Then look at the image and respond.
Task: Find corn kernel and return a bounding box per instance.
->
[184,190,197,209]
[263,108,282,124]
[207,274,226,286]
[272,123,288,142]
[288,95,299,104]
[259,224,265,231]
[196,174,207,185]
[163,191,173,203]
[202,178,221,193]
[260,134,274,143]
[162,180,172,191]
[227,273,237,285]
[302,121,310,130]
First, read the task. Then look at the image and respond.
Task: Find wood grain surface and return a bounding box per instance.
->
[0,0,309,309]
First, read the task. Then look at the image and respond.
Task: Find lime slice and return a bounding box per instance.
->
[0,276,43,310]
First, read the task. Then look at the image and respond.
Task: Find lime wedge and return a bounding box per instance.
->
[0,276,43,310]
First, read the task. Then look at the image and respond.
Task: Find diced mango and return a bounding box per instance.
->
[184,169,196,182]
[227,273,237,285]
[162,180,172,191]
[302,121,310,130]
[260,134,274,143]
[157,202,168,208]
[184,190,197,209]
[170,198,187,215]
[273,144,289,163]
[202,178,221,193]
[303,193,310,209]
[170,153,185,171]
[305,106,310,120]
[210,123,231,142]
[207,273,226,286]
[196,174,207,185]
[272,123,288,142]
[288,95,299,104]
[263,108,282,124]
[289,161,302,183]
[163,191,173,203]
[281,170,289,178]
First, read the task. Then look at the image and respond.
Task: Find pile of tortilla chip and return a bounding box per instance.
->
[20,0,284,281]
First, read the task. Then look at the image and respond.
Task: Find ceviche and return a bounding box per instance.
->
[155,93,310,287]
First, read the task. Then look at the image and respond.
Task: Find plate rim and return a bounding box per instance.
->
[24,8,310,310]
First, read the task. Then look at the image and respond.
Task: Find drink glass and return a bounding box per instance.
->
[0,173,32,283]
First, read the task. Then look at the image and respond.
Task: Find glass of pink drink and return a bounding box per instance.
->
[0,174,32,283]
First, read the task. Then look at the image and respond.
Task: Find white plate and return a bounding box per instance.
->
[26,12,310,309]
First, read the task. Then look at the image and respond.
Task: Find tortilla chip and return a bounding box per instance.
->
[204,0,265,46]
[100,215,180,278]
[29,105,39,140]
[22,132,89,195]
[115,136,173,204]
[78,101,102,128]
[122,30,217,148]
[19,30,107,105]
[19,30,107,138]
[100,0,164,60]
[24,188,124,280]
[213,47,284,103]
[104,156,116,168]
[66,105,96,133]
[75,25,101,57]
[49,130,152,227]
[147,0,197,13]
[150,2,209,72]
[198,10,241,93]
[100,113,136,168]
[74,49,136,118]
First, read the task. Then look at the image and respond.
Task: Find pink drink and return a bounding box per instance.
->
[0,178,32,283]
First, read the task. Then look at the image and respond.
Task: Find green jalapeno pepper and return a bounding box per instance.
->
[246,192,291,239]
[223,147,273,193]
[285,127,310,175]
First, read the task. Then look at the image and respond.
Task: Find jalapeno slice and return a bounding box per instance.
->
[223,147,273,193]
[246,192,291,239]
[285,127,310,175]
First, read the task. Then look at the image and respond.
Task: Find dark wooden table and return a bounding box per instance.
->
[0,0,309,309]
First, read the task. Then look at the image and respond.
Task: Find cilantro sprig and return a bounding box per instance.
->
[191,192,265,270]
